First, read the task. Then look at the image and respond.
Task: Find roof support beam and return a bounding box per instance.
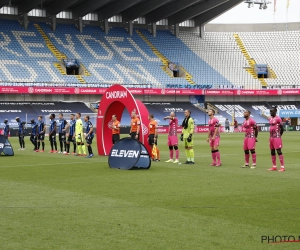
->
[98,0,142,21]
[122,0,172,22]
[195,0,243,26]
[46,0,80,16]
[168,0,229,26]
[72,0,111,18]
[145,0,201,24]
[18,0,47,14]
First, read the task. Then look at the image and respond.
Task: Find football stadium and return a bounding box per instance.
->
[1,0,300,248]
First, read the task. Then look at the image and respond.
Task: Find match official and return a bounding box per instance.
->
[148,114,160,161]
[111,115,120,144]
[181,110,195,164]
[130,111,140,140]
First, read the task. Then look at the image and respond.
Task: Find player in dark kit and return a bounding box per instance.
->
[3,119,10,139]
[49,113,58,153]
[64,114,76,155]
[29,119,38,152]
[57,113,68,154]
[37,116,46,152]
[16,117,25,150]
[268,106,285,172]
[84,115,94,158]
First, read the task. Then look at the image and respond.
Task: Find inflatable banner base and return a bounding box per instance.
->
[0,135,14,156]
[108,138,151,170]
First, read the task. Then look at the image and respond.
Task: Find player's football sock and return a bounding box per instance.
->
[88,145,93,155]
[37,142,40,150]
[66,144,70,153]
[73,143,77,153]
[252,153,257,165]
[271,155,276,166]
[156,148,160,160]
[82,145,86,155]
[170,149,174,160]
[189,149,194,162]
[175,149,179,160]
[60,141,63,152]
[19,138,22,148]
[22,140,25,149]
[50,141,53,150]
[78,145,82,155]
[54,141,57,151]
[216,150,221,164]
[42,142,45,150]
[212,150,217,163]
[278,154,284,167]
[245,153,250,165]
[185,150,190,161]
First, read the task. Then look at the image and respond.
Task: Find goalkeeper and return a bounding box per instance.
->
[180,110,195,164]
[75,112,86,156]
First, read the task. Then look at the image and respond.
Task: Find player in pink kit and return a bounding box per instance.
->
[268,106,285,172]
[241,110,258,169]
[164,112,179,163]
[206,109,221,166]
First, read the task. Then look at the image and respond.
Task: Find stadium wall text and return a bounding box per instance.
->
[1,87,300,96]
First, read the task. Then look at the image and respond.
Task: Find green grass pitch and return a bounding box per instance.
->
[0,132,299,249]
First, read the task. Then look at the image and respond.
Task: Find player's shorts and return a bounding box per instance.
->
[131,132,139,140]
[225,126,230,131]
[59,133,66,142]
[148,134,157,146]
[30,134,37,142]
[38,134,45,141]
[86,135,94,145]
[210,137,220,148]
[243,137,256,150]
[168,135,178,146]
[269,137,283,150]
[112,134,120,144]
[183,138,193,148]
[67,134,75,143]
[49,132,56,142]
[75,133,83,143]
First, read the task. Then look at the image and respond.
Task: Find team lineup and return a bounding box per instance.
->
[2,105,285,170]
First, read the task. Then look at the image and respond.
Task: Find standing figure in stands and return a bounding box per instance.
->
[207,110,221,167]
[37,116,46,152]
[241,111,258,169]
[49,114,58,153]
[84,115,94,158]
[29,119,38,152]
[16,117,25,150]
[129,111,140,140]
[110,115,120,144]
[268,106,285,172]
[3,119,10,139]
[148,114,160,161]
[225,118,230,133]
[64,114,76,155]
[181,110,195,165]
[75,112,86,156]
[57,113,68,154]
[164,112,179,163]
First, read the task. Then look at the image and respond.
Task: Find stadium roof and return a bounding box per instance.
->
[2,0,243,26]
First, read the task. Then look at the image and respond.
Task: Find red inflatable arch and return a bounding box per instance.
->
[97,85,150,156]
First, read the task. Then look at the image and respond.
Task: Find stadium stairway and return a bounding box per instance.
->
[136,30,195,85]
[233,34,276,88]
